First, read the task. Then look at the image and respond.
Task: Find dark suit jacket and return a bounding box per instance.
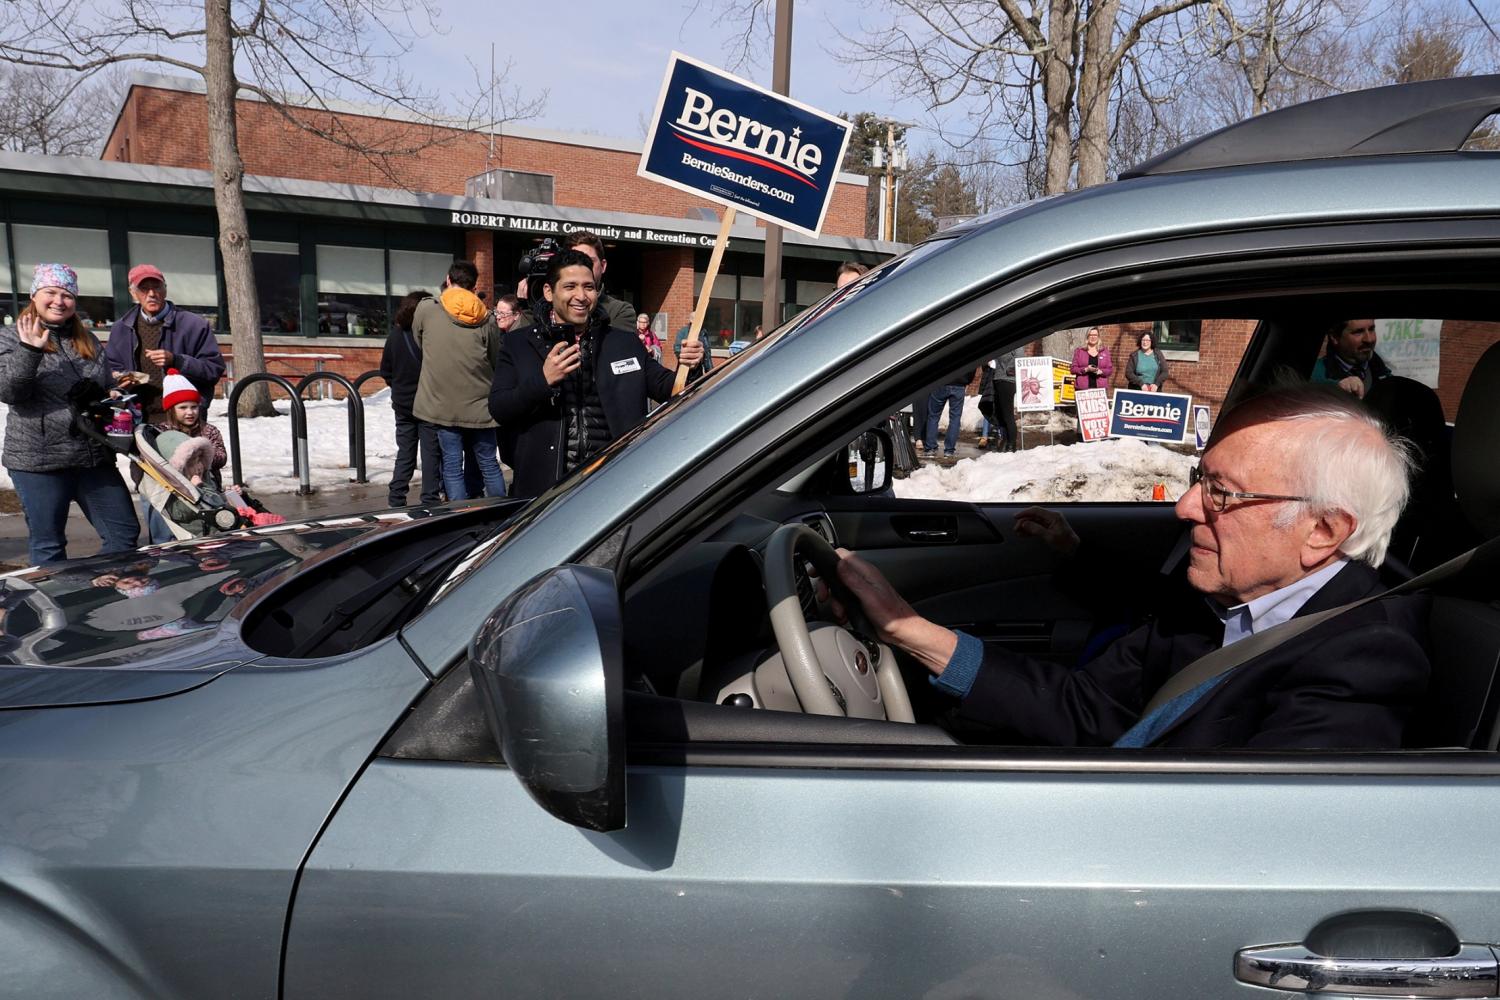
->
[489,321,681,499]
[958,561,1430,749]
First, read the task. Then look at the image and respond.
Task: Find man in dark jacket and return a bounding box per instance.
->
[105,264,225,419]
[832,383,1430,750]
[1310,318,1393,399]
[489,250,704,498]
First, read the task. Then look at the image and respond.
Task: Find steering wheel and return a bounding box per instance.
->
[762,524,915,723]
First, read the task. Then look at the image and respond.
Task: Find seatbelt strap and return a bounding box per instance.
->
[1139,533,1500,716]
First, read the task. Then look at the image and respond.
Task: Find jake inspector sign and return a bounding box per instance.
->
[639,52,854,237]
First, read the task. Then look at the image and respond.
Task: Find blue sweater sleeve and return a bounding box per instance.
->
[931,629,984,698]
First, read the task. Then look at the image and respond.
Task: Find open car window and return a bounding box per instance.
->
[613,281,1500,756]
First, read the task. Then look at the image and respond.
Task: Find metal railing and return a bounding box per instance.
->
[226,374,313,496]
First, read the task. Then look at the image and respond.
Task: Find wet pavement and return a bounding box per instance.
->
[0,480,399,569]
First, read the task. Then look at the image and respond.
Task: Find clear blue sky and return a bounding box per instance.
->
[409,0,931,146]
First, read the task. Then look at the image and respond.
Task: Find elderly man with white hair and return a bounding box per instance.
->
[105,264,225,421]
[833,383,1430,749]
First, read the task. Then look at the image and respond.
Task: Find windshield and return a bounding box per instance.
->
[429,238,960,601]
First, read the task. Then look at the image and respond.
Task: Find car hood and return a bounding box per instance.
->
[0,508,483,707]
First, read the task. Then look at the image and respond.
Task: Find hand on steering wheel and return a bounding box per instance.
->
[762,524,915,723]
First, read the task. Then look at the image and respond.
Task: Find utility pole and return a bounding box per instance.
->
[876,119,888,238]
[761,0,792,333]
[872,119,910,242]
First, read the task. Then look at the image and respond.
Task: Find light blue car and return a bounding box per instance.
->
[2,76,1500,1000]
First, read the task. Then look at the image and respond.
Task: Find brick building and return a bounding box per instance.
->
[93,73,899,374]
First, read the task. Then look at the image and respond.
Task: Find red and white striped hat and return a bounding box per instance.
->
[161,369,200,410]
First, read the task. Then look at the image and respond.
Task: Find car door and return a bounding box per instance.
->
[283,643,1500,1000]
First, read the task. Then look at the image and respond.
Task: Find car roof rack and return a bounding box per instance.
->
[1122,74,1500,179]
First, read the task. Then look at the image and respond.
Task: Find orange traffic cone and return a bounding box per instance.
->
[1151,482,1166,501]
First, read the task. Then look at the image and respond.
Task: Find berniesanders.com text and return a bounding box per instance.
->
[681,153,796,204]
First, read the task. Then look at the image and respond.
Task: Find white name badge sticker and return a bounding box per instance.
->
[611,357,643,375]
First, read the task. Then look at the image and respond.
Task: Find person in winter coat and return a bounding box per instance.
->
[0,263,139,564]
[489,250,704,499]
[1071,327,1113,391]
[412,261,506,501]
[1125,331,1169,391]
[105,264,225,420]
[379,290,441,507]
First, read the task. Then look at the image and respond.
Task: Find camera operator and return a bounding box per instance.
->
[489,249,704,498]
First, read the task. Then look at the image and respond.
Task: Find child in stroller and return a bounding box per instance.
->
[71,372,284,541]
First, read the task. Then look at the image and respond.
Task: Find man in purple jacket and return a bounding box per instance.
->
[105,264,226,420]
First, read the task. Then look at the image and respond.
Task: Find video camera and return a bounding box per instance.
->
[516,237,562,316]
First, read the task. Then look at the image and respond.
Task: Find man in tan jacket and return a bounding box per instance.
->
[413,260,506,500]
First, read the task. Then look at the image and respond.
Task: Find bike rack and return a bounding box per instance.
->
[352,369,388,396]
[226,374,313,496]
[296,371,367,484]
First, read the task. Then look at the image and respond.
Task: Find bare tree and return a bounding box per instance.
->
[0,0,540,416]
[0,65,128,156]
[833,1,1214,196]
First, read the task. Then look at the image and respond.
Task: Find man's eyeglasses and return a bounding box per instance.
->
[1189,464,1310,513]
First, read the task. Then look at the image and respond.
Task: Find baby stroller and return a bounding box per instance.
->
[69,381,278,540]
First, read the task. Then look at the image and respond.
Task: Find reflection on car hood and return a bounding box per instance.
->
[0,508,474,676]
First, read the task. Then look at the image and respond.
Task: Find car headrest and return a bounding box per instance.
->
[1452,341,1500,540]
[1366,376,1452,496]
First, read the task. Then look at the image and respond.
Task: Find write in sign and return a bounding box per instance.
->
[1109,389,1194,443]
[638,53,854,237]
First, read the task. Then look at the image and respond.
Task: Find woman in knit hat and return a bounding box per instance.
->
[0,263,140,564]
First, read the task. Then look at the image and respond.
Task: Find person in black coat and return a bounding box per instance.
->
[379,290,441,506]
[489,250,705,499]
[831,383,1430,749]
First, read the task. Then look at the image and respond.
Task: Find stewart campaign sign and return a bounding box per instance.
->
[638,53,854,237]
[1109,389,1194,443]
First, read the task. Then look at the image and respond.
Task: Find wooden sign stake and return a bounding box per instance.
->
[673,206,737,395]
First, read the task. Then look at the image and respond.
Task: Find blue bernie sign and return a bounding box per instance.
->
[1108,389,1194,443]
[638,53,853,237]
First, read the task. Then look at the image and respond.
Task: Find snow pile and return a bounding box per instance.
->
[0,387,1195,505]
[896,437,1198,504]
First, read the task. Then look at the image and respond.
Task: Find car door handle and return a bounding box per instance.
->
[1235,943,1500,997]
[890,514,960,544]
[902,528,955,541]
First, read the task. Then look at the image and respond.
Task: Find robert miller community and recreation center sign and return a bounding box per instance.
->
[639,52,854,238]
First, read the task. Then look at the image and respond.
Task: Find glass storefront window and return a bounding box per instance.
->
[12,223,115,329]
[253,241,301,335]
[127,232,219,329]
[316,244,385,338]
[390,249,452,297]
[0,226,12,326]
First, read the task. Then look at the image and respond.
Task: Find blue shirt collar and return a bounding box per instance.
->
[1212,557,1348,647]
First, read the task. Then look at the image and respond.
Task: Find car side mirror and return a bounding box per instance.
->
[847,428,893,494]
[469,565,625,832]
